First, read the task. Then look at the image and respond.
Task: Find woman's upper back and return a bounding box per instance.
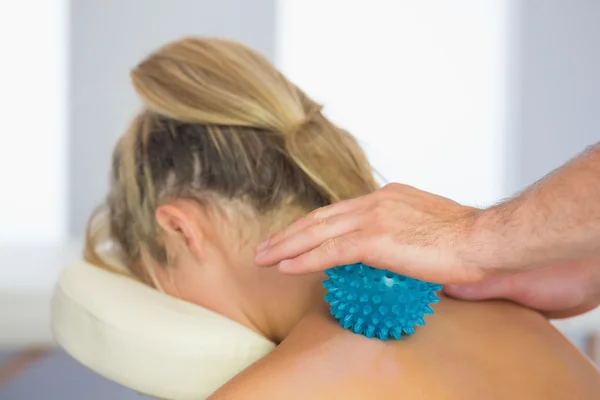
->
[213,296,600,399]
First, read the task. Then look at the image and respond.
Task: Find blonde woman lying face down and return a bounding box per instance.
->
[86,37,600,399]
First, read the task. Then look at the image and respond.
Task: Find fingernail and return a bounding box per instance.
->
[444,284,467,293]
[255,249,268,261]
[256,240,269,253]
[447,285,482,297]
[278,260,292,272]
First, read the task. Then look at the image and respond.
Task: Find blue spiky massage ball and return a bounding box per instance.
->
[323,263,442,340]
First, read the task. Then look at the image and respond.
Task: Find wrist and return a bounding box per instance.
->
[449,207,491,281]
[458,205,515,277]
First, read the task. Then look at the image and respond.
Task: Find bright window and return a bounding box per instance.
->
[276,0,510,206]
[0,0,68,243]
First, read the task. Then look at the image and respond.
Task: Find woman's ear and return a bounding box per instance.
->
[155,203,205,260]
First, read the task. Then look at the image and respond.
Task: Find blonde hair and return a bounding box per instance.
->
[85,37,378,282]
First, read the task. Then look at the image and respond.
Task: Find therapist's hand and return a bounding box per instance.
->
[254,183,484,284]
[444,256,600,318]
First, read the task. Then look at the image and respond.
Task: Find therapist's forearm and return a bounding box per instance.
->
[467,143,600,273]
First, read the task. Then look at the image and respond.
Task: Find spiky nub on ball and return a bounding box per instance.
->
[323,263,442,340]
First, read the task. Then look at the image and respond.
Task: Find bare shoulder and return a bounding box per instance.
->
[212,298,600,400]
[211,312,397,399]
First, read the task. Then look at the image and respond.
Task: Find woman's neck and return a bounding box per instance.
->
[260,285,328,343]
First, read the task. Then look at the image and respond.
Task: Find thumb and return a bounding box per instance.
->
[444,276,514,300]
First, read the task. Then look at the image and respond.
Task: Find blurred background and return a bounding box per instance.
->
[0,0,598,398]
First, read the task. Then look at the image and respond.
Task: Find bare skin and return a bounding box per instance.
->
[255,144,600,318]
[212,295,600,399]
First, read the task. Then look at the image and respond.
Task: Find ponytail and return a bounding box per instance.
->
[85,37,377,279]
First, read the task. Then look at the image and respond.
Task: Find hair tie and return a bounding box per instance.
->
[285,105,323,137]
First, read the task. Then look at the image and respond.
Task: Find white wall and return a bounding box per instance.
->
[0,0,68,244]
[277,0,511,207]
[512,0,600,192]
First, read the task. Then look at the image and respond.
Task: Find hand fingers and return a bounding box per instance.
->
[543,302,598,319]
[444,267,588,309]
[443,277,513,300]
[255,195,367,256]
[255,212,364,267]
[278,231,368,274]
[445,277,599,319]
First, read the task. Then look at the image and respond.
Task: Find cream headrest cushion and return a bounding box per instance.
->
[51,261,276,399]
